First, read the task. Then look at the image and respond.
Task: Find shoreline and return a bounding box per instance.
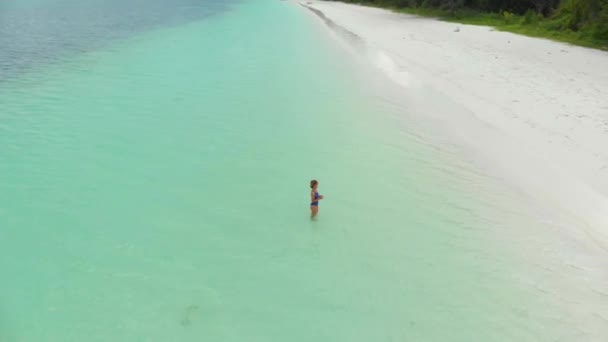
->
[295,1,608,334]
[298,1,608,251]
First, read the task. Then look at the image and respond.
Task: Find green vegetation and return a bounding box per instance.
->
[331,0,608,49]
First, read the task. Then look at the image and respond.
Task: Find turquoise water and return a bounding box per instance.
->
[1,0,602,341]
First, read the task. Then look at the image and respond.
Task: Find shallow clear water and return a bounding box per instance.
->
[1,0,606,341]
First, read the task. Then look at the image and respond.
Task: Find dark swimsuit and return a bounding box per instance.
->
[311,191,320,206]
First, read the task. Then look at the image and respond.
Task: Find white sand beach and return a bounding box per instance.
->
[298,1,608,335]
[300,1,608,249]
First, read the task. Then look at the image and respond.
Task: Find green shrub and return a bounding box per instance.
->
[503,10,516,24]
[593,1,608,39]
[520,9,542,24]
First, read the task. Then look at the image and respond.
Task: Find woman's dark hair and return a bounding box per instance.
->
[310,179,318,189]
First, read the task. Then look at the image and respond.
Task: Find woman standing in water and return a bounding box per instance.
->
[310,179,324,218]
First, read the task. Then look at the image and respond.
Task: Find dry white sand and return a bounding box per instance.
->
[300,1,608,249]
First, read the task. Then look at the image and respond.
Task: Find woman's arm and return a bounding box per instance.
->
[311,192,323,201]
[311,192,324,201]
